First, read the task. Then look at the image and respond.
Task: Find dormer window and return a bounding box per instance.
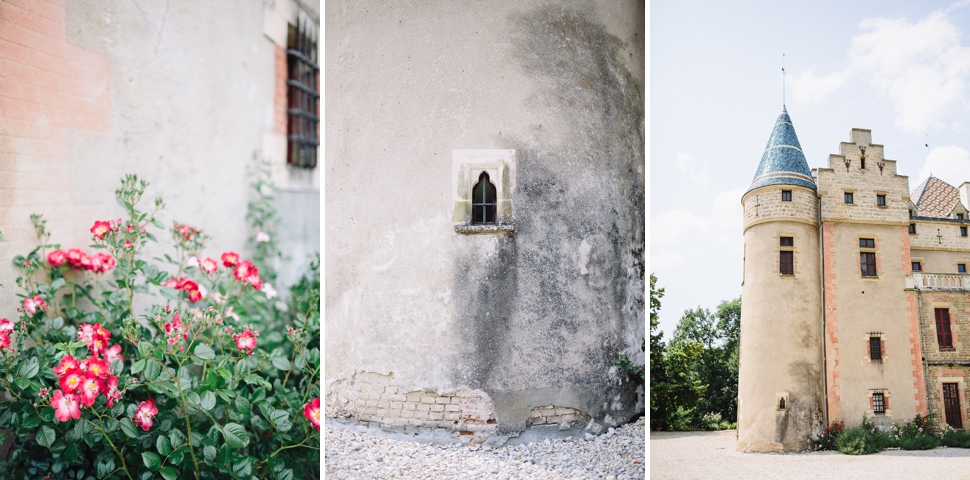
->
[957,213,965,220]
[471,172,497,225]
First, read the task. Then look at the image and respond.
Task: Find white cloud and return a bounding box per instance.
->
[650,187,746,273]
[917,145,970,186]
[675,151,709,189]
[791,70,847,105]
[791,7,970,133]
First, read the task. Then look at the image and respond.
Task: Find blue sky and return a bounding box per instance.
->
[651,1,970,338]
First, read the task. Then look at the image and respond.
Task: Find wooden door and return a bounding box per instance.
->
[943,383,963,429]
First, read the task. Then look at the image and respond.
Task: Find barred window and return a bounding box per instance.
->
[286,15,319,168]
[471,172,496,225]
[869,336,882,361]
[872,393,885,414]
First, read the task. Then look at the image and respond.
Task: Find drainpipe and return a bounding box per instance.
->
[818,196,829,428]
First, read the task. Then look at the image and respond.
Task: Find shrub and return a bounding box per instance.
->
[810,420,844,451]
[899,434,939,450]
[887,413,939,451]
[0,173,320,479]
[834,426,881,455]
[940,425,970,448]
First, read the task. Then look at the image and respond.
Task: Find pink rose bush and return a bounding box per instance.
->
[0,173,320,479]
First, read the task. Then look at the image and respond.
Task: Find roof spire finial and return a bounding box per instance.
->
[782,54,786,108]
[926,134,933,177]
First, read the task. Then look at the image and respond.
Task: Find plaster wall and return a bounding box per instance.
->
[325,0,644,437]
[0,0,320,313]
[738,185,823,452]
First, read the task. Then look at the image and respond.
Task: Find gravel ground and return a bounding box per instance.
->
[326,417,646,479]
[652,430,970,479]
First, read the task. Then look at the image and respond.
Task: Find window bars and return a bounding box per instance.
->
[471,172,497,225]
[286,11,319,169]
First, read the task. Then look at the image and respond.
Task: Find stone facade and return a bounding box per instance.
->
[740,116,970,451]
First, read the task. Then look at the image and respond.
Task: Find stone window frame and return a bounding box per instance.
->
[912,261,922,272]
[934,306,956,351]
[844,190,855,205]
[875,192,887,208]
[452,150,515,234]
[865,332,887,363]
[867,389,891,416]
[776,392,789,411]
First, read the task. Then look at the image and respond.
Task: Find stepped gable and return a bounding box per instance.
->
[746,106,817,194]
[912,176,959,218]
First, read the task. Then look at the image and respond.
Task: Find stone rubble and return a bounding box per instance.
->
[326,416,645,479]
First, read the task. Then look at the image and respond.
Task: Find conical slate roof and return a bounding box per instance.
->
[746,107,817,194]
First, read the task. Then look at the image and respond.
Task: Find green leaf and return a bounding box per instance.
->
[51,278,66,291]
[159,466,179,480]
[234,396,251,416]
[232,456,253,477]
[272,357,291,371]
[269,409,292,433]
[130,359,147,374]
[222,423,249,449]
[22,415,41,430]
[144,361,161,381]
[14,377,30,390]
[142,451,161,471]
[64,442,80,463]
[36,425,55,448]
[203,445,216,463]
[294,353,306,370]
[138,342,154,359]
[120,418,139,438]
[168,428,186,448]
[18,358,39,379]
[243,373,261,385]
[95,456,115,479]
[194,343,215,361]
[217,444,232,465]
[156,434,171,456]
[169,446,185,466]
[186,392,200,407]
[200,391,216,411]
[277,469,294,480]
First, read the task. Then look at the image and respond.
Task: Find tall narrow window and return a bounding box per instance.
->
[471,172,497,225]
[876,194,886,207]
[872,393,885,414]
[286,15,320,169]
[780,251,793,275]
[961,227,967,237]
[936,308,953,349]
[943,383,963,428]
[861,252,876,277]
[781,190,792,202]
[909,223,916,234]
[869,336,882,361]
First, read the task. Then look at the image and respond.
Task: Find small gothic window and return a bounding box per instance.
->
[472,172,497,225]
[778,397,786,409]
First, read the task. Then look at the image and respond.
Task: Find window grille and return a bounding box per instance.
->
[286,13,319,169]
[872,393,885,414]
[471,172,496,225]
[869,336,882,360]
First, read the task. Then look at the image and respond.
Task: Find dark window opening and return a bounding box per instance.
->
[961,227,967,237]
[872,393,885,414]
[286,15,320,169]
[845,192,854,204]
[472,172,497,225]
[860,238,875,248]
[876,194,886,207]
[958,213,965,220]
[780,237,793,247]
[909,223,917,234]
[912,262,921,271]
[959,264,967,273]
[910,210,915,218]
[778,397,786,410]
[861,158,866,170]
[936,308,953,349]
[944,383,963,428]
[869,336,882,361]
[861,252,877,277]
[780,251,793,275]
[781,190,792,202]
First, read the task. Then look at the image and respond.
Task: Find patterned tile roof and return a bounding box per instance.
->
[746,107,817,194]
[912,176,960,218]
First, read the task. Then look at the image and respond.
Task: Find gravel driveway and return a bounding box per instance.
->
[326,417,646,479]
[651,430,970,479]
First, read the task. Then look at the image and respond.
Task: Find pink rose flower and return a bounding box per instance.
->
[232,328,258,355]
[52,390,82,422]
[133,399,158,431]
[90,220,113,240]
[303,398,321,430]
[221,252,239,268]
[199,257,218,274]
[48,250,67,267]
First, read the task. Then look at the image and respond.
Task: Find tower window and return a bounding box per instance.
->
[861,253,876,277]
[936,308,953,349]
[471,172,497,225]
[912,262,921,272]
[780,237,793,247]
[909,224,916,234]
[961,227,967,237]
[859,238,875,248]
[958,213,965,220]
[861,158,866,170]
[869,336,882,361]
[872,393,885,414]
[959,264,967,273]
[780,251,793,275]
[876,194,886,207]
[845,192,854,204]
[781,190,792,202]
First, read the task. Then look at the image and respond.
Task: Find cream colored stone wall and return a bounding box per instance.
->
[910,249,970,274]
[738,188,824,451]
[815,137,910,227]
[909,219,970,252]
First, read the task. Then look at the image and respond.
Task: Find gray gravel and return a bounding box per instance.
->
[326,417,646,479]
[652,429,970,479]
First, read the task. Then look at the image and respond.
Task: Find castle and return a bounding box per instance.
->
[738,106,970,452]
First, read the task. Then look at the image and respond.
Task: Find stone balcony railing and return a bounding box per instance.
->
[907,273,970,291]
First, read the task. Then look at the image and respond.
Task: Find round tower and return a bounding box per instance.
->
[737,107,825,452]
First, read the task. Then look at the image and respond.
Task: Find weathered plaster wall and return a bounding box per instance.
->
[325,0,644,439]
[0,0,319,307]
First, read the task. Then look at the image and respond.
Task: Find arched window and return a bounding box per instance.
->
[472,172,497,225]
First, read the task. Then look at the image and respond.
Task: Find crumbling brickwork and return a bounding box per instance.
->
[527,405,591,428]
